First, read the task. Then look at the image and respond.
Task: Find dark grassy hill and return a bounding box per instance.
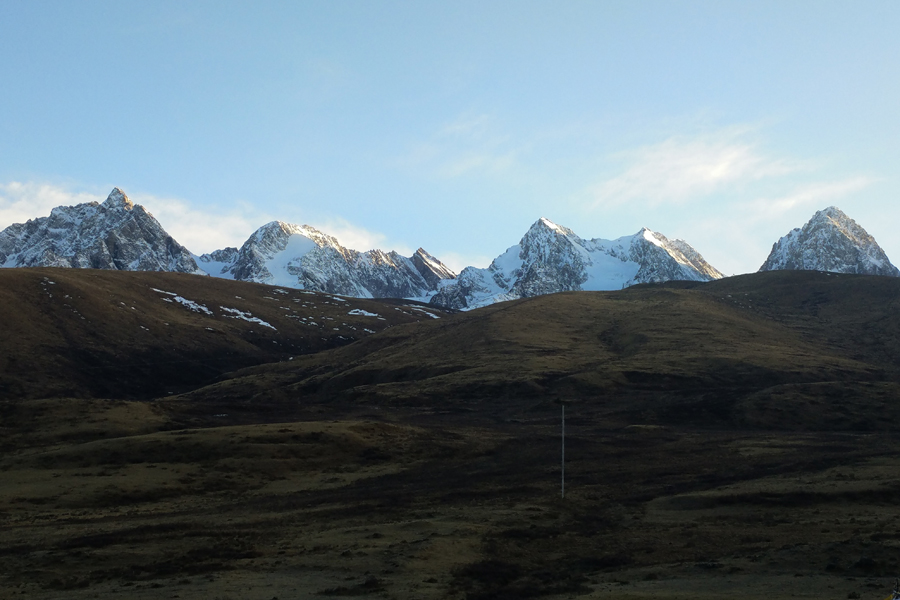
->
[0,268,448,400]
[5,270,900,599]
[175,270,900,430]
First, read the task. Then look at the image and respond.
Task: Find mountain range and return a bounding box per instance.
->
[431,218,723,310]
[194,220,456,300]
[1,188,897,309]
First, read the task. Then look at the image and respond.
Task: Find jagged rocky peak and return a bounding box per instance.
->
[251,221,341,250]
[760,206,900,277]
[429,217,723,311]
[412,248,456,289]
[520,217,580,255]
[0,187,202,273]
[196,220,457,299]
[630,228,724,282]
[102,187,134,210]
[201,247,239,264]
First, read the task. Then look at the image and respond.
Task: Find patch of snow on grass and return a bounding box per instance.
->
[406,306,441,319]
[219,307,277,330]
[150,288,213,315]
[348,309,380,317]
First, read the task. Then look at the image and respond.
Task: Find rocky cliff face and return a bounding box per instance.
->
[429,217,723,310]
[196,221,457,299]
[0,188,202,273]
[759,207,900,277]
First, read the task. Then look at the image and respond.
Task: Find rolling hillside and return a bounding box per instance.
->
[4,269,900,600]
[176,270,900,431]
[0,268,448,400]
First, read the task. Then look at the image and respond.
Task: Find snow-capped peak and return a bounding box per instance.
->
[412,248,456,287]
[639,227,666,248]
[196,221,457,298]
[760,206,899,277]
[0,187,200,273]
[529,217,579,238]
[536,216,564,232]
[102,187,134,210]
[429,220,723,310]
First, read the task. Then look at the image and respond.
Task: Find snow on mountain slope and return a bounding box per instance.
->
[429,217,723,310]
[0,188,202,273]
[759,207,900,277]
[195,221,457,298]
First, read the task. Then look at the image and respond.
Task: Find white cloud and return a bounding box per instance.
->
[0,182,103,228]
[129,193,270,255]
[590,127,801,207]
[310,216,413,255]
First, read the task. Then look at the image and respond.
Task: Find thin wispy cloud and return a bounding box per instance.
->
[131,193,270,255]
[745,177,875,220]
[590,127,802,207]
[437,151,518,178]
[394,112,525,179]
[438,113,493,139]
[311,216,413,255]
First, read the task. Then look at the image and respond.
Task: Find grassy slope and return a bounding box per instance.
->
[177,270,900,430]
[3,269,900,599]
[0,267,448,400]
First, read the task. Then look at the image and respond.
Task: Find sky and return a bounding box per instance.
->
[1,0,899,276]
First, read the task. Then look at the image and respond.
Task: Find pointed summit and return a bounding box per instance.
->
[528,217,576,237]
[760,207,899,277]
[536,216,561,231]
[412,248,456,288]
[102,187,134,210]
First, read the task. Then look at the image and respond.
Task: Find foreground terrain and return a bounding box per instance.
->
[2,269,900,599]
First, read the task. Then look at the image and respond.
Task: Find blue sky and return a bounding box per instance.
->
[1,1,898,275]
